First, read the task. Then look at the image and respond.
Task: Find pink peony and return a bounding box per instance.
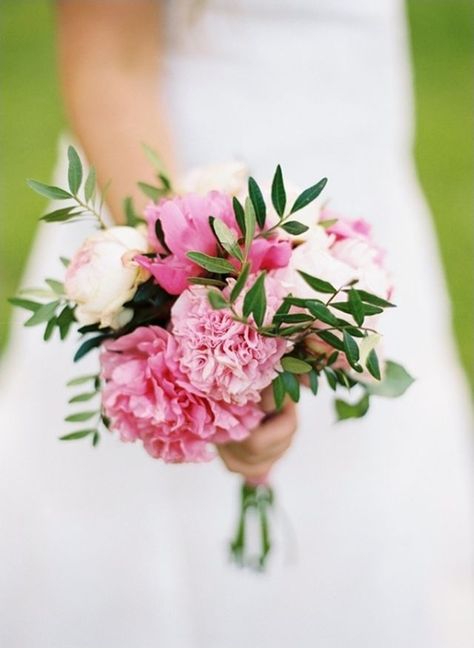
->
[170,279,288,405]
[100,326,263,463]
[135,192,236,294]
[135,191,292,295]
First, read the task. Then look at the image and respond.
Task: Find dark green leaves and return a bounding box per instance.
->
[297,270,336,294]
[351,289,396,308]
[60,429,97,441]
[8,297,41,312]
[186,252,236,275]
[272,374,286,410]
[243,272,266,327]
[271,165,286,218]
[348,287,364,326]
[281,221,309,236]
[67,145,83,194]
[230,261,250,302]
[281,371,300,402]
[366,348,381,380]
[65,411,97,423]
[40,206,81,223]
[24,300,60,327]
[342,330,361,370]
[27,179,72,201]
[305,302,339,326]
[233,197,246,235]
[248,177,266,228]
[290,177,327,214]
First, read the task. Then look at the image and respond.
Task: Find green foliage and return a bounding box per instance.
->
[271,164,286,218]
[290,177,327,214]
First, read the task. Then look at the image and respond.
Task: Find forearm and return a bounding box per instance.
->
[57,0,176,222]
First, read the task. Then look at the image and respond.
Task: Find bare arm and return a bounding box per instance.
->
[57,0,176,222]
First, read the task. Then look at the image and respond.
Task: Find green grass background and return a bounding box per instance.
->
[1,0,472,384]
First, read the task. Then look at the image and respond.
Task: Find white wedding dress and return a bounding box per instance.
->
[1,1,473,646]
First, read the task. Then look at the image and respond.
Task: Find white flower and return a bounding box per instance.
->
[178,161,248,196]
[64,226,150,330]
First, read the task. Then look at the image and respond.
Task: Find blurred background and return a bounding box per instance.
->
[0,0,472,387]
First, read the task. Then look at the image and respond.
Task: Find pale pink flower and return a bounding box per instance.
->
[100,326,263,462]
[171,279,288,405]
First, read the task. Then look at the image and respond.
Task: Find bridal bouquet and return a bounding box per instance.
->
[12,146,413,569]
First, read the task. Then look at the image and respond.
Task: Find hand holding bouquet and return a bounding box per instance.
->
[12,147,413,569]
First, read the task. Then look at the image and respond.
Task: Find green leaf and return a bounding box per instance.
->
[84,166,96,202]
[348,287,365,326]
[242,272,266,327]
[352,290,396,308]
[212,218,243,261]
[92,431,100,447]
[281,221,309,235]
[281,371,300,402]
[366,348,381,380]
[327,351,339,366]
[68,391,97,404]
[271,164,286,218]
[324,368,338,390]
[123,196,145,227]
[232,197,246,236]
[208,289,228,309]
[319,218,338,229]
[366,361,414,398]
[332,301,383,316]
[142,143,166,174]
[74,335,108,362]
[8,297,41,312]
[43,317,57,341]
[186,252,236,275]
[305,302,339,326]
[40,206,82,223]
[297,270,336,294]
[272,312,313,324]
[281,356,312,374]
[230,261,250,303]
[308,369,319,395]
[65,411,98,423]
[316,329,345,351]
[248,177,266,229]
[137,181,164,202]
[244,197,256,253]
[272,374,286,411]
[290,177,327,214]
[56,305,76,340]
[24,300,60,327]
[335,393,370,421]
[342,330,360,368]
[67,146,83,194]
[27,179,72,201]
[45,279,64,295]
[60,256,70,268]
[188,277,226,289]
[67,374,98,387]
[60,429,96,441]
[188,277,227,288]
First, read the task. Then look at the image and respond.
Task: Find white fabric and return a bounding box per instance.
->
[1,1,473,646]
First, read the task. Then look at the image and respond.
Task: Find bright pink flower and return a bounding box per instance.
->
[135,192,236,294]
[247,237,292,273]
[100,326,263,463]
[171,280,288,405]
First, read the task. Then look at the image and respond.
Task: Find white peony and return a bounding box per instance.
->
[64,226,150,330]
[178,161,249,196]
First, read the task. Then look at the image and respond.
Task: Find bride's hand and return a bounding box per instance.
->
[217,387,298,482]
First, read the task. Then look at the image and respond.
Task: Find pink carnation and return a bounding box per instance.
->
[100,326,263,463]
[171,279,288,405]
